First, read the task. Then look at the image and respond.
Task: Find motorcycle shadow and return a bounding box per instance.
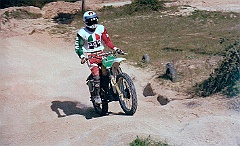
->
[51,100,101,119]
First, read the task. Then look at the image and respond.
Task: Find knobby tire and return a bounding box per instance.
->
[116,73,137,115]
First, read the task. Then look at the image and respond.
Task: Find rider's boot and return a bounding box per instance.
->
[101,75,109,93]
[93,76,101,104]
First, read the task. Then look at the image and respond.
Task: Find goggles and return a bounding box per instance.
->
[85,17,98,26]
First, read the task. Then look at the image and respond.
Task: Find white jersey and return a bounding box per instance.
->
[77,24,105,53]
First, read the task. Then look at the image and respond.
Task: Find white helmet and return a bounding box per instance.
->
[83,11,98,29]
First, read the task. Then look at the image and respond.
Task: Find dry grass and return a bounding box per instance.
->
[54,4,240,93]
[97,7,240,92]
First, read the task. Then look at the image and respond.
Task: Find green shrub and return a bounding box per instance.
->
[126,0,164,14]
[134,0,160,10]
[130,136,169,146]
[195,40,240,97]
[53,13,75,24]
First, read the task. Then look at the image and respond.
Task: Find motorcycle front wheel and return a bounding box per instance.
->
[116,73,137,115]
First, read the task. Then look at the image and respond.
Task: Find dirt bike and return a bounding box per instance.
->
[85,51,137,116]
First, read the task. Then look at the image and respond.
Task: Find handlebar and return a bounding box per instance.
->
[86,51,127,60]
[81,51,127,64]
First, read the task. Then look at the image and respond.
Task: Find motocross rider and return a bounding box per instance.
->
[75,11,123,104]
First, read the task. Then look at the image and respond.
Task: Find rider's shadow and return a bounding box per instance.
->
[50,100,100,119]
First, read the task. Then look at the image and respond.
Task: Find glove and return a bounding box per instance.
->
[81,57,86,64]
[116,49,124,55]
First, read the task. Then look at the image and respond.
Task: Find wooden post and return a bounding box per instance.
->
[0,16,1,30]
[82,0,85,14]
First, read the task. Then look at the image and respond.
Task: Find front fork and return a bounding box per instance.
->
[110,75,124,101]
[87,67,124,101]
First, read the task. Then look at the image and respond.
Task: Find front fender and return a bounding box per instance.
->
[112,58,126,76]
[114,58,126,63]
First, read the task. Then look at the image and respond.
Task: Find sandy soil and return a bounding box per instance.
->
[1,0,240,145]
[166,0,240,12]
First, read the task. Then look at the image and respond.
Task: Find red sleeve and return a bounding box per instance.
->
[102,28,115,50]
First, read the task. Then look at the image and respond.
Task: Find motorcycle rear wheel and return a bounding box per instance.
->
[116,73,137,115]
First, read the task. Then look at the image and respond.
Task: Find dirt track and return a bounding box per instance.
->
[1,0,240,145]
